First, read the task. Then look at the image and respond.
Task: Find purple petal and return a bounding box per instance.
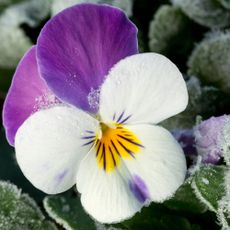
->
[171,129,197,156]
[194,115,230,164]
[3,46,60,146]
[37,3,138,113]
[129,175,150,203]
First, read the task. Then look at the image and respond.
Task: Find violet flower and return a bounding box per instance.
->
[194,115,230,164]
[3,4,188,223]
[171,129,197,157]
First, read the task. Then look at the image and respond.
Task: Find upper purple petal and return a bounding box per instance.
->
[37,3,138,113]
[3,46,59,146]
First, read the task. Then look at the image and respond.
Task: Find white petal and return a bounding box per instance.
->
[15,105,99,194]
[76,124,186,223]
[76,149,142,224]
[123,124,187,202]
[99,53,188,125]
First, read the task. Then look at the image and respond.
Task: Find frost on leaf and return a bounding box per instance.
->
[44,192,96,230]
[0,181,57,229]
[51,0,133,17]
[188,31,230,95]
[171,0,230,28]
[0,0,52,68]
[191,166,230,229]
[148,5,192,56]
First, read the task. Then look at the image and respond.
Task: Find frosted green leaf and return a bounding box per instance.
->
[148,5,192,55]
[188,31,230,94]
[192,165,226,211]
[0,0,53,68]
[217,0,230,9]
[44,192,96,230]
[101,0,133,16]
[192,166,230,229]
[162,76,221,129]
[222,121,230,166]
[215,169,230,229]
[0,0,24,12]
[0,181,57,230]
[171,0,230,28]
[164,180,207,214]
[123,203,192,230]
[0,0,52,27]
[51,0,133,17]
[0,26,31,68]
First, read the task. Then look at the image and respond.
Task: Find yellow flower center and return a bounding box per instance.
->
[94,123,143,172]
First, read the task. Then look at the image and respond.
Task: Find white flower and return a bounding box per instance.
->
[15,53,188,223]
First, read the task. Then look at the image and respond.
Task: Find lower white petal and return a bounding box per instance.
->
[15,105,99,194]
[76,150,142,224]
[122,124,187,202]
[76,123,186,223]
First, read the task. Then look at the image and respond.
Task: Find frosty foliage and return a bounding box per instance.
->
[171,0,230,28]
[188,31,230,95]
[44,193,97,230]
[148,5,191,55]
[191,166,230,229]
[0,0,52,68]
[51,0,133,17]
[0,26,31,68]
[222,121,230,165]
[0,0,52,27]
[217,0,230,10]
[0,181,57,229]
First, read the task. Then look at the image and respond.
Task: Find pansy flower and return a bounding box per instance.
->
[3,4,188,223]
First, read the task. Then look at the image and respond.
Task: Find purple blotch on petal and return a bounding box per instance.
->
[129,175,150,203]
[37,3,138,113]
[3,46,60,146]
[56,169,68,183]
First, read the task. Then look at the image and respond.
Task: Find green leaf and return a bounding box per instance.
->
[51,0,133,17]
[217,0,230,9]
[0,0,24,12]
[0,180,57,229]
[0,25,32,68]
[148,5,193,57]
[171,0,230,28]
[192,165,230,229]
[192,165,226,212]
[44,191,96,230]
[123,203,193,230]
[188,31,230,95]
[164,180,207,214]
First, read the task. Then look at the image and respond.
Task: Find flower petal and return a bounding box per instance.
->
[76,149,142,224]
[37,3,138,113]
[76,124,186,223]
[121,124,187,202]
[15,105,99,194]
[3,46,59,146]
[99,53,188,125]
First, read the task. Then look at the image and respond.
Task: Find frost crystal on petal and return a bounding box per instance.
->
[194,115,230,164]
[87,87,100,111]
[33,92,60,112]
